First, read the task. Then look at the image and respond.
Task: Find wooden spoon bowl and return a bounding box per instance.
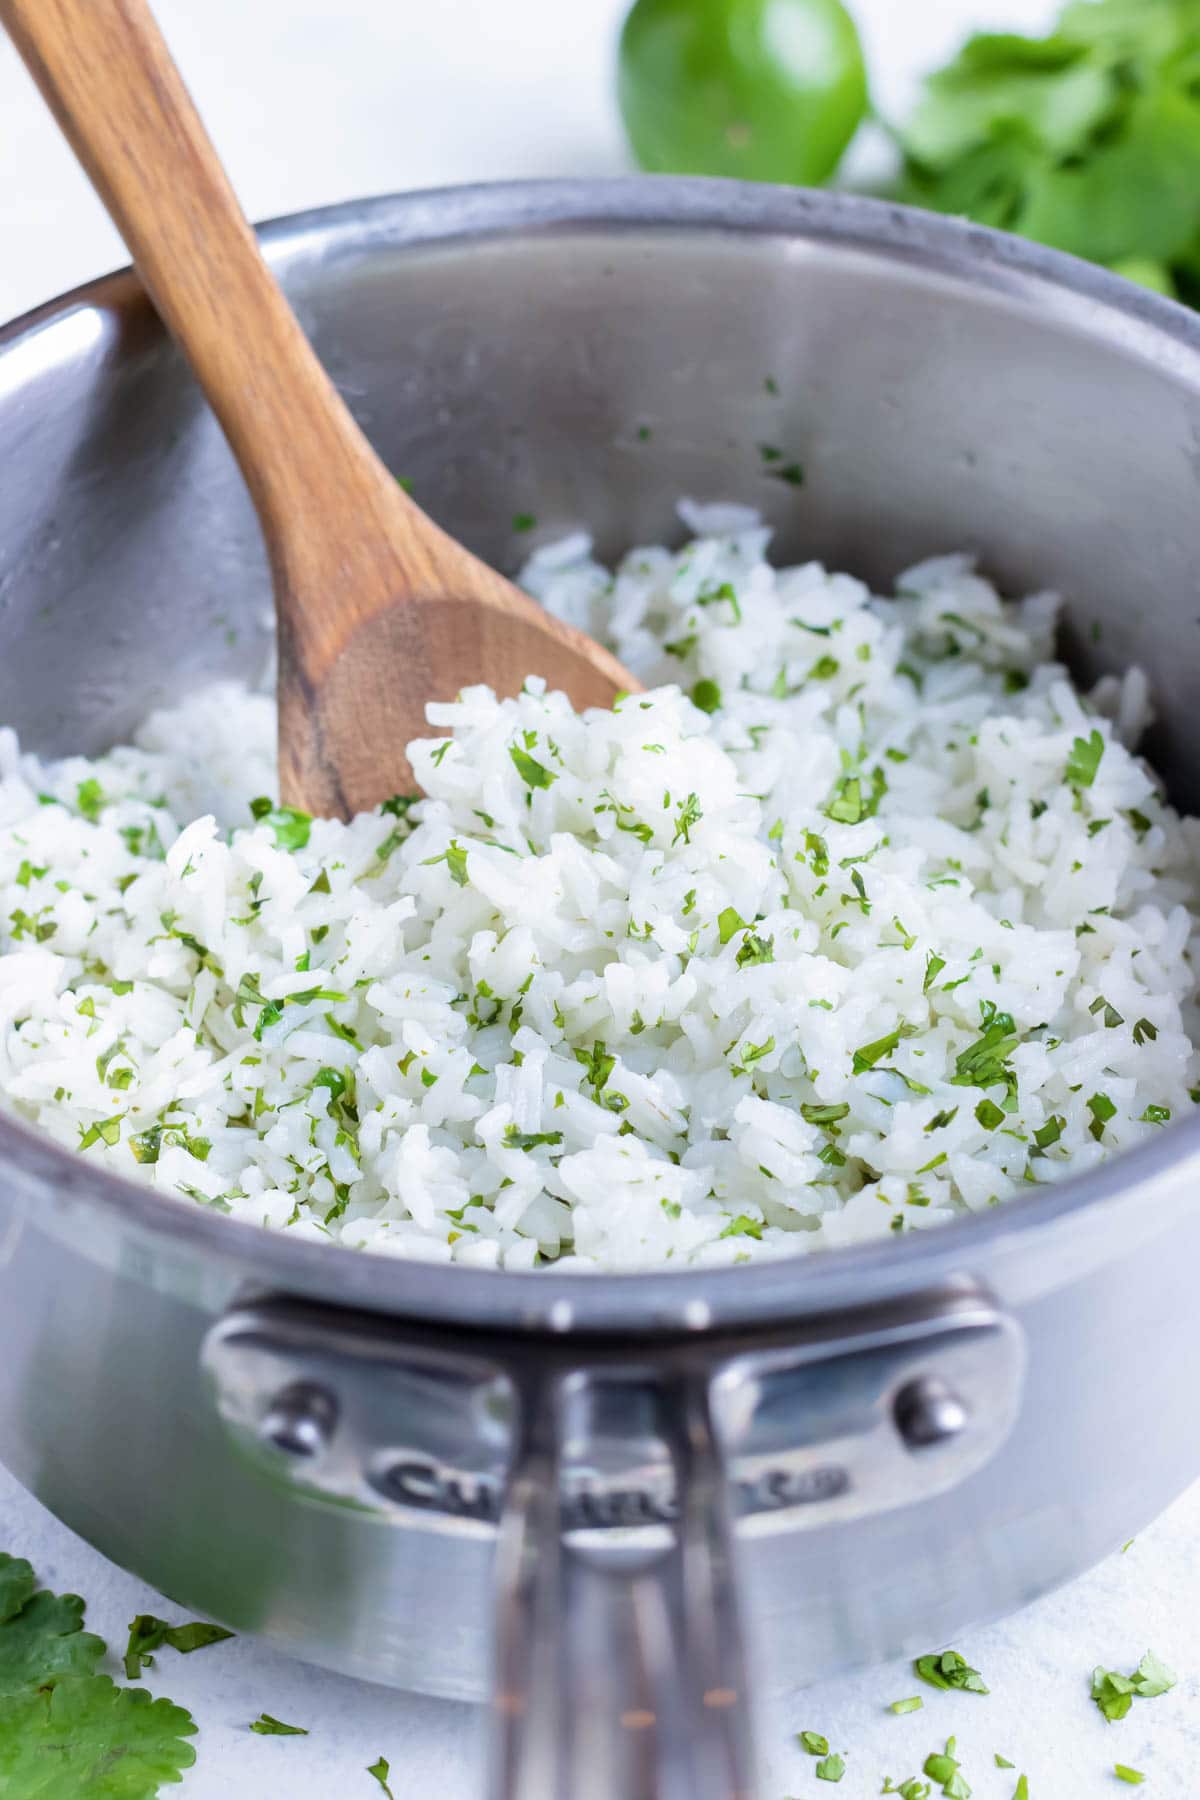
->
[1,0,638,818]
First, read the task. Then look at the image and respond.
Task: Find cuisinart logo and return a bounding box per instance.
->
[368,1455,849,1527]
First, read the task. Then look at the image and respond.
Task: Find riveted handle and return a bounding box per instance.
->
[202,1284,1026,1797]
[491,1366,754,1800]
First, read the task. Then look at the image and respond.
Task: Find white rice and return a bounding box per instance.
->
[0,502,1197,1270]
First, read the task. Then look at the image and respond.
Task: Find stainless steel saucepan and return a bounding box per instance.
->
[1,180,1199,1800]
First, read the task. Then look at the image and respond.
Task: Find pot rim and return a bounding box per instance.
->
[3,174,1199,1335]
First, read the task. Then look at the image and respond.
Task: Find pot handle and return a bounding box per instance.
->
[490,1365,754,1800]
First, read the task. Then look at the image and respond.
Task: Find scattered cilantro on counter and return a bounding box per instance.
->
[249,1711,309,1735]
[368,1754,396,1796]
[1092,1649,1177,1721]
[124,1613,234,1680]
[913,1649,990,1695]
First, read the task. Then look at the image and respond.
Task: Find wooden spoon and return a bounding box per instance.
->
[1,0,638,818]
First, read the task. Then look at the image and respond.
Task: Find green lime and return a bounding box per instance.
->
[618,0,868,187]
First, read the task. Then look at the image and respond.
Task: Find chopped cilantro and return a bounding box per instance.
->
[78,1116,123,1151]
[422,841,470,887]
[1066,729,1105,789]
[1088,1092,1117,1142]
[502,1127,563,1152]
[692,678,722,714]
[720,1214,763,1240]
[889,1696,923,1715]
[718,907,746,944]
[249,1712,308,1735]
[1092,1650,1176,1723]
[853,1027,907,1073]
[803,830,831,875]
[249,798,311,851]
[1132,1018,1158,1046]
[951,1008,1019,1095]
[76,778,105,822]
[368,1756,397,1797]
[1034,1115,1066,1151]
[697,580,742,623]
[913,1649,988,1695]
[123,1614,233,1680]
[826,767,887,825]
[798,1730,829,1755]
[511,512,537,532]
[975,1097,1005,1130]
[736,932,774,968]
[924,952,946,993]
[672,792,703,845]
[1140,1104,1171,1125]
[1114,1767,1146,1786]
[509,745,557,790]
[801,1102,850,1127]
[1089,994,1124,1029]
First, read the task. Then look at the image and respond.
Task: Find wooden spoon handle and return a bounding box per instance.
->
[0,0,398,573]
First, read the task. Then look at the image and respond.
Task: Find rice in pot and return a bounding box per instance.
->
[0,503,1196,1269]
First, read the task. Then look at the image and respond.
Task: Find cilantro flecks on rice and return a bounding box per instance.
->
[0,502,1197,1271]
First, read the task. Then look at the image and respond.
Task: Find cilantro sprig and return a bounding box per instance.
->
[898,0,1200,309]
[0,1552,199,1796]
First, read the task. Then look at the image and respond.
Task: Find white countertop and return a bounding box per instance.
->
[3,0,1197,1794]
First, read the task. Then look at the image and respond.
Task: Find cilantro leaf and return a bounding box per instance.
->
[250,1712,308,1735]
[123,1613,233,1680]
[801,1102,850,1128]
[76,778,106,822]
[248,799,311,851]
[736,931,774,968]
[913,1648,989,1694]
[825,767,887,825]
[0,1558,34,1628]
[1066,730,1105,790]
[720,1214,764,1240]
[951,1009,1019,1094]
[853,1027,907,1073]
[897,2,1200,306]
[0,1566,105,1696]
[509,745,557,790]
[368,1756,397,1796]
[0,1675,196,1793]
[1092,1650,1175,1723]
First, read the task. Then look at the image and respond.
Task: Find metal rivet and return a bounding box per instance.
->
[893,1375,968,1450]
[259,1381,338,1459]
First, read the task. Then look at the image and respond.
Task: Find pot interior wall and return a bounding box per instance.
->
[1,204,1199,805]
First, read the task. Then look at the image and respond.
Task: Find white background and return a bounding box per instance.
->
[5,0,1200,1796]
